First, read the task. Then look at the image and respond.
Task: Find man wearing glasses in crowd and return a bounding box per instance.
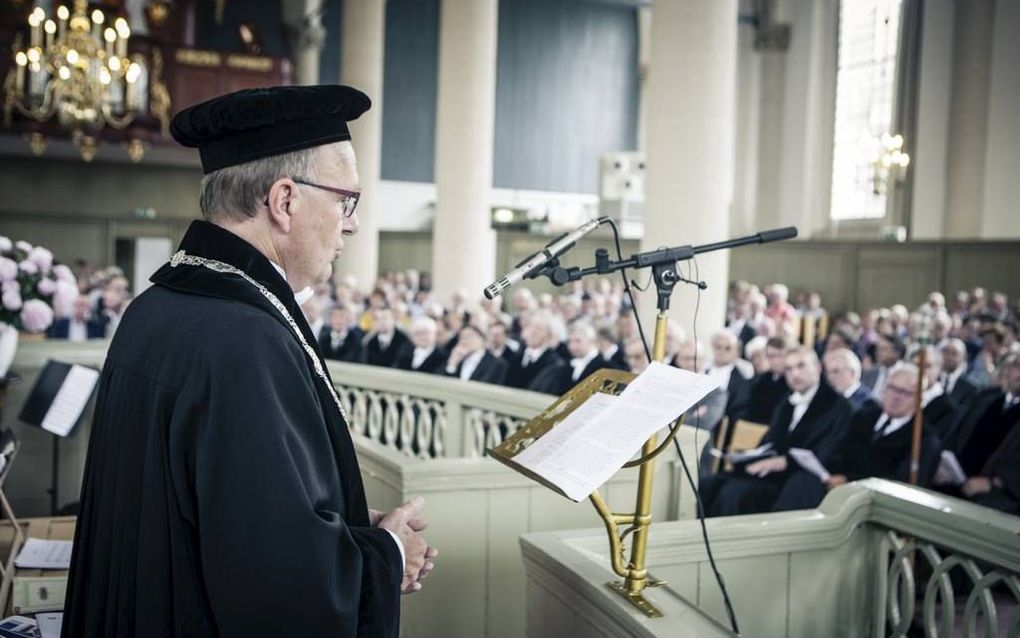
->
[63,86,434,638]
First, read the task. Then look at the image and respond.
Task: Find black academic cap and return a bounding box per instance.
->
[170,85,371,174]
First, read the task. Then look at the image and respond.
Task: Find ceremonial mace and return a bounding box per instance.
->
[909,310,933,485]
[490,224,797,617]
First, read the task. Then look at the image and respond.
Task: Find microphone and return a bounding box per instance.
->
[483,217,606,299]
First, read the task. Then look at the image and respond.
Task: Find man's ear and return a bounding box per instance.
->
[266,178,298,233]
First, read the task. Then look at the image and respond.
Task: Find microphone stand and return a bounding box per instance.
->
[524,227,797,617]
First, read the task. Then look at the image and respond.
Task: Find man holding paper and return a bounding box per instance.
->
[700,346,852,516]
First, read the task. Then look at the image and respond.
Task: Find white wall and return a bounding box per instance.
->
[982,0,1020,239]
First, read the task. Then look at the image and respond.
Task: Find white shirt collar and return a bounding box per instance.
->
[843,382,862,399]
[944,365,965,392]
[460,349,485,381]
[268,260,314,306]
[571,349,599,379]
[708,363,735,390]
[788,383,820,431]
[922,382,943,407]
[874,412,914,437]
[412,346,434,368]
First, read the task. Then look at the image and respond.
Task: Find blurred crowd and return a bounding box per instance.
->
[47,262,1020,517]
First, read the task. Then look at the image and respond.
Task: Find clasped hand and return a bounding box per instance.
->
[372,497,438,594]
[745,455,788,477]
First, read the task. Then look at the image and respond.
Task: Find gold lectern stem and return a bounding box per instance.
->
[590,310,671,616]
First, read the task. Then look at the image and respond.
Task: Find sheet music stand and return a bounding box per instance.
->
[18,360,98,515]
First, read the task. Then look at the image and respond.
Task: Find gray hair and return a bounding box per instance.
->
[824,347,862,380]
[199,147,318,222]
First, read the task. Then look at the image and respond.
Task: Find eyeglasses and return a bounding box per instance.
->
[885,384,915,399]
[262,177,361,218]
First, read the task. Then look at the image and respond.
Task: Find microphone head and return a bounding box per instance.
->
[483,284,500,300]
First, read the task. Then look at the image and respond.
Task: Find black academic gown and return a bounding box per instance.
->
[922,393,960,440]
[318,326,365,363]
[444,351,509,385]
[701,382,852,517]
[970,421,1020,515]
[362,330,412,368]
[394,347,448,375]
[62,221,402,638]
[947,388,1020,477]
[741,372,787,424]
[830,404,942,486]
[555,354,608,395]
[507,349,566,393]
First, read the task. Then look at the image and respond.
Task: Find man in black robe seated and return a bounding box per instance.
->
[823,348,876,410]
[63,86,435,637]
[363,305,412,367]
[742,336,791,423]
[319,303,364,362]
[823,365,941,494]
[444,324,508,385]
[939,338,979,411]
[700,346,852,516]
[395,316,447,374]
[506,312,565,394]
[936,353,1020,514]
[911,345,960,439]
[556,322,607,394]
[704,330,754,420]
[597,326,628,371]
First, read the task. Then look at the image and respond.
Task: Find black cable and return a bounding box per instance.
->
[603,221,740,634]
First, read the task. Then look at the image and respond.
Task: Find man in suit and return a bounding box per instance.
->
[487,319,519,365]
[557,322,608,394]
[823,348,875,410]
[937,353,1020,514]
[701,346,853,516]
[623,336,649,374]
[675,339,728,431]
[395,316,447,374]
[862,333,905,398]
[362,306,412,368]
[597,326,627,371]
[705,330,753,421]
[727,302,758,351]
[911,345,960,439]
[48,295,105,341]
[443,325,508,385]
[940,338,978,411]
[824,365,942,491]
[319,304,364,363]
[506,312,565,393]
[742,336,792,423]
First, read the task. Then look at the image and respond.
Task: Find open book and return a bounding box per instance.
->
[17,361,99,438]
[508,362,718,501]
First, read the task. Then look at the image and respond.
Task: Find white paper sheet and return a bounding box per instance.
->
[935,450,967,486]
[513,362,718,501]
[40,364,99,437]
[35,613,62,638]
[788,447,831,482]
[14,538,73,570]
[725,443,775,464]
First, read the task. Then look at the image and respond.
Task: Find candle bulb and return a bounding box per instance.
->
[15,51,27,95]
[104,27,116,57]
[57,6,68,39]
[44,20,56,50]
[29,12,41,49]
[115,18,130,59]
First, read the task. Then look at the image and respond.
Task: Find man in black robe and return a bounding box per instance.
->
[395,316,447,374]
[937,353,1020,513]
[823,348,876,411]
[822,365,942,496]
[555,322,608,394]
[443,325,509,384]
[362,306,412,368]
[741,336,791,423]
[700,346,852,516]
[63,86,435,638]
[506,312,565,393]
[319,303,365,362]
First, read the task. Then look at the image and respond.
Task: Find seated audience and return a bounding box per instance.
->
[862,333,905,398]
[395,316,447,374]
[557,322,607,394]
[823,348,875,410]
[506,312,565,394]
[362,306,412,368]
[444,325,508,385]
[939,338,978,410]
[700,346,853,516]
[319,305,364,363]
[742,336,791,424]
[48,295,105,341]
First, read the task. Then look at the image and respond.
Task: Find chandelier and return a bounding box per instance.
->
[3,1,152,161]
[872,132,911,195]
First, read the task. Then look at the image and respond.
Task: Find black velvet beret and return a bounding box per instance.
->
[170,85,371,174]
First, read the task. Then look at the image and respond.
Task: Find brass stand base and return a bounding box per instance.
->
[607,580,665,618]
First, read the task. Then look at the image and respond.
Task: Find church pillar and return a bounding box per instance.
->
[943,0,995,238]
[283,0,325,86]
[337,0,385,290]
[641,0,737,336]
[431,0,498,306]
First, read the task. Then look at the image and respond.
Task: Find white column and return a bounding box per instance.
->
[981,0,1020,239]
[337,0,385,290]
[431,0,498,305]
[943,0,995,238]
[283,0,325,85]
[641,0,737,336]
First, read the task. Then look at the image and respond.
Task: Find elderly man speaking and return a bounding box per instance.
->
[62,86,435,638]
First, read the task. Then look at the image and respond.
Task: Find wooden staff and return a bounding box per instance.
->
[909,346,926,485]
